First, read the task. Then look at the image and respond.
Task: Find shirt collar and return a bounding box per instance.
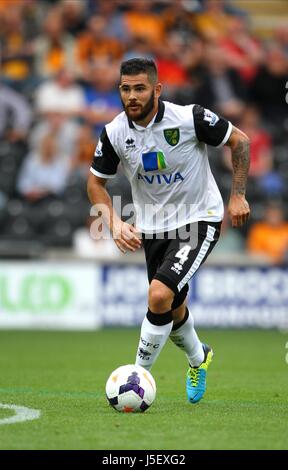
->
[128,99,165,130]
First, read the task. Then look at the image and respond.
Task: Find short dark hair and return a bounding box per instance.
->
[120,58,158,84]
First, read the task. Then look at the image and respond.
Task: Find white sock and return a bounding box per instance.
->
[169,308,204,367]
[135,310,173,371]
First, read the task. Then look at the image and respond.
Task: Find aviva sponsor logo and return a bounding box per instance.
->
[138,172,184,184]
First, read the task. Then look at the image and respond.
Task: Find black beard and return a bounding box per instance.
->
[122,90,155,122]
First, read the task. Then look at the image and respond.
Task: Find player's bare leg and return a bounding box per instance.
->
[148,280,174,313]
[171,302,186,325]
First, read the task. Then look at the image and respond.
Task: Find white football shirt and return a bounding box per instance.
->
[90,100,232,233]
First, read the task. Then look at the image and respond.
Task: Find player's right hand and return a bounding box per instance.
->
[112,221,142,253]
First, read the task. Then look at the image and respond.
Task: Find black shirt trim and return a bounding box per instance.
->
[128,100,165,129]
[192,104,230,147]
[91,127,120,176]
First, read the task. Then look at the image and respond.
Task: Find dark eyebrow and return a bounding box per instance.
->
[120,83,147,88]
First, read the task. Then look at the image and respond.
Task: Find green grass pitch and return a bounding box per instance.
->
[0,329,287,450]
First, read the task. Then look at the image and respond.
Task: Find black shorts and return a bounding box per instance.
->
[143,221,221,309]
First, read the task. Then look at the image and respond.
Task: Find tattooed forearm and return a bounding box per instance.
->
[231,138,250,196]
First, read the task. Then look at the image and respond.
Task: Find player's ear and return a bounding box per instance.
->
[155,82,162,98]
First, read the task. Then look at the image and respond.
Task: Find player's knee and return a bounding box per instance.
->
[171,285,188,310]
[148,280,174,312]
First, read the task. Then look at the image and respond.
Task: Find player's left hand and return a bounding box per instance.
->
[228,194,250,227]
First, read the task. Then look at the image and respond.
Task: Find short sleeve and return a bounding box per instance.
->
[192,104,232,147]
[90,127,120,178]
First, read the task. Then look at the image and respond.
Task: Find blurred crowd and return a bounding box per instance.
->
[0,0,287,263]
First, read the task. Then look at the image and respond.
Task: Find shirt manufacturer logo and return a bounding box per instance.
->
[125,137,136,149]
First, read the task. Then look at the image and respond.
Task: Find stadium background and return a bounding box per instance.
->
[0,0,287,451]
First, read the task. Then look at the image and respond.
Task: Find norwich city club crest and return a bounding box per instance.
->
[164,128,180,146]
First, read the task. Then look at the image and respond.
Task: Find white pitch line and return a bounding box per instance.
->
[0,403,41,425]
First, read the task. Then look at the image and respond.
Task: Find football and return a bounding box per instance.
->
[105,364,156,412]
